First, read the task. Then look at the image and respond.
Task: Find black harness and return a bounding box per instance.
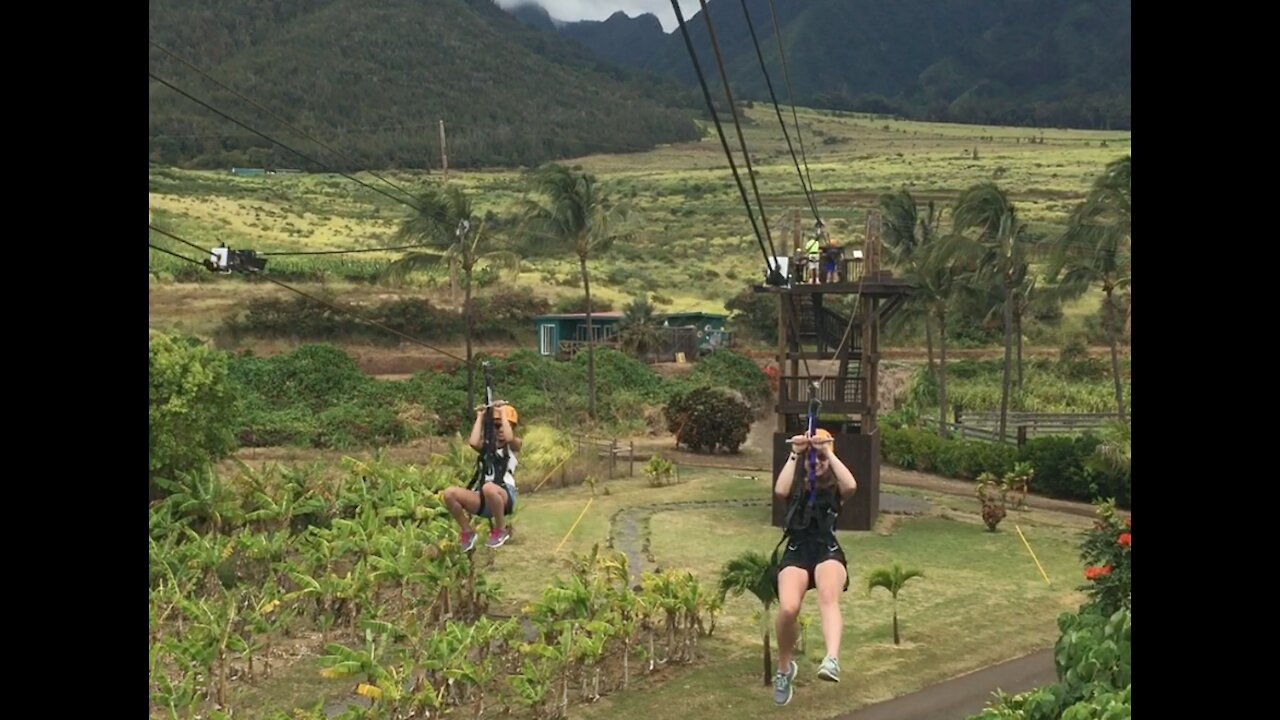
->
[770,387,843,587]
[468,362,513,515]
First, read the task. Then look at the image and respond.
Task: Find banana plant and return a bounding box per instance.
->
[572,620,613,701]
[318,619,402,684]
[151,632,204,720]
[509,653,557,720]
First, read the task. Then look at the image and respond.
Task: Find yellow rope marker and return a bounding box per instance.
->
[1015,524,1052,587]
[554,497,594,555]
[532,450,576,493]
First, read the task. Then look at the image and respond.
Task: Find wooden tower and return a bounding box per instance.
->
[754,209,913,530]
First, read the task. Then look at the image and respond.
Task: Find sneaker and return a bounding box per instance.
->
[817,656,840,683]
[459,530,477,552]
[773,660,797,705]
[486,528,510,548]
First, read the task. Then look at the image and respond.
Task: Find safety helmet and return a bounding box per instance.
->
[809,427,832,441]
[492,404,519,425]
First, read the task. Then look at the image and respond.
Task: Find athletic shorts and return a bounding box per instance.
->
[477,483,516,518]
[779,535,849,591]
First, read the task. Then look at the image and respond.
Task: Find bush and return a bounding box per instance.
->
[149,331,240,491]
[552,295,614,314]
[222,296,465,344]
[881,426,1017,479]
[1020,435,1130,508]
[472,287,551,340]
[688,350,770,410]
[664,386,752,454]
[968,607,1131,720]
[644,455,675,486]
[1078,501,1131,616]
[880,426,1127,507]
[967,500,1131,720]
[228,344,369,412]
[724,285,777,343]
[228,344,428,447]
[573,347,666,401]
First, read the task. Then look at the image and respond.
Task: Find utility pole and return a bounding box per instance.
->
[439,119,449,183]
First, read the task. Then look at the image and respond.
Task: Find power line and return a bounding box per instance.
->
[148,242,204,266]
[148,228,467,363]
[150,39,422,208]
[149,71,426,216]
[741,0,819,222]
[149,226,214,256]
[698,0,781,263]
[767,0,817,210]
[670,0,781,285]
[258,243,436,257]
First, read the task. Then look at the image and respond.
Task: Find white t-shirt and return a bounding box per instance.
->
[483,446,517,489]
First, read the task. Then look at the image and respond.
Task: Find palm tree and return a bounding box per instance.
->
[617,296,664,362]
[880,189,944,372]
[880,190,964,436]
[718,550,777,686]
[950,183,1038,442]
[866,561,924,646]
[383,185,519,412]
[912,241,962,436]
[1049,155,1131,420]
[523,165,631,419]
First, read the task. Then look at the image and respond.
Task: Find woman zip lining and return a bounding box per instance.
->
[442,361,522,551]
[770,386,858,705]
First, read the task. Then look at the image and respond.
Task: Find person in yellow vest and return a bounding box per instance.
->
[804,234,822,284]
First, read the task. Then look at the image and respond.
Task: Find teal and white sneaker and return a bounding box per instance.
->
[817,655,841,683]
[773,660,798,705]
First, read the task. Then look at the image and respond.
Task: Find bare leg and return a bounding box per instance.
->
[814,560,848,658]
[482,482,508,532]
[775,567,810,671]
[442,486,481,535]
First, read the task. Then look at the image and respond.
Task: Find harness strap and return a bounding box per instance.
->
[469,446,512,514]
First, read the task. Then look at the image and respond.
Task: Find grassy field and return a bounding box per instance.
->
[194,462,1091,719]
[149,107,1131,345]
[480,468,1088,720]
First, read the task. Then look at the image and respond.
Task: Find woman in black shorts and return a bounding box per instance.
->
[770,428,858,705]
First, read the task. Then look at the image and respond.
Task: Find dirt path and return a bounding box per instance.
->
[608,499,772,581]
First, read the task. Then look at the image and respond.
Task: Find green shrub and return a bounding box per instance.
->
[552,295,614,314]
[573,347,666,401]
[688,350,770,409]
[149,331,240,490]
[664,386,752,454]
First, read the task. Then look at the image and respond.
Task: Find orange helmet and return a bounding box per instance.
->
[809,427,832,441]
[492,404,519,426]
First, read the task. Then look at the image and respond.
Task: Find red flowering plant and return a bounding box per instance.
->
[1078,499,1131,615]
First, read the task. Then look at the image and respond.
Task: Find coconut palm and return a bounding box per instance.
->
[1049,155,1131,420]
[522,164,632,419]
[383,185,519,411]
[866,561,924,645]
[718,550,777,686]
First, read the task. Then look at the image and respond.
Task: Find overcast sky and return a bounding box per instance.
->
[494,1,703,33]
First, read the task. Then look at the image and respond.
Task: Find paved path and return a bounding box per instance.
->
[830,649,1057,720]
